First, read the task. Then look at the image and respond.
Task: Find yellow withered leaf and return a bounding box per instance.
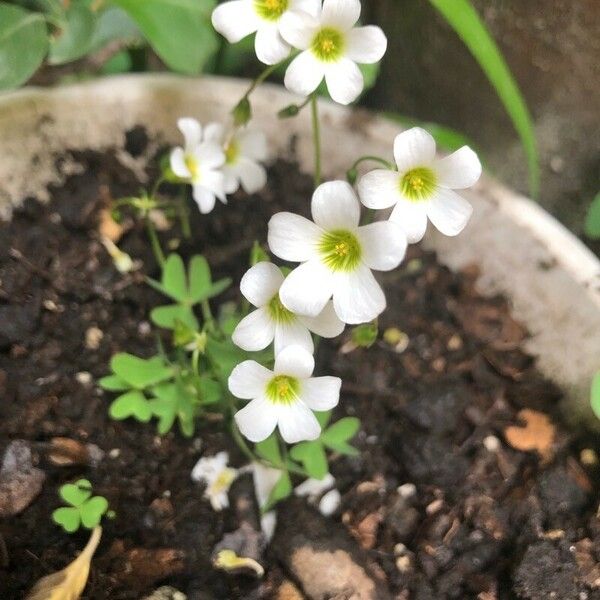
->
[26,526,102,600]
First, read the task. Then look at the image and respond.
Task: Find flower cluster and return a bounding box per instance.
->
[213,0,387,105]
[170,117,268,213]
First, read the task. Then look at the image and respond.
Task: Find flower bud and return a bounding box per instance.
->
[232,97,252,127]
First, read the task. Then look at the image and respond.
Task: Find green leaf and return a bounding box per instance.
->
[250,242,270,266]
[100,48,132,74]
[79,496,109,529]
[48,3,95,65]
[429,0,539,197]
[60,479,92,507]
[88,6,140,54]
[264,470,292,512]
[322,417,360,456]
[584,193,600,240]
[315,410,332,428]
[150,380,198,437]
[98,374,129,391]
[109,390,153,422]
[162,254,188,302]
[52,506,81,533]
[290,441,328,480]
[197,375,222,405]
[0,3,48,90]
[591,372,600,420]
[110,353,173,388]
[206,337,248,380]
[151,303,199,331]
[255,434,283,467]
[205,278,232,301]
[188,255,211,302]
[110,0,218,74]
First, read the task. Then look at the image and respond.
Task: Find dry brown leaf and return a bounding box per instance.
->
[98,209,124,243]
[504,409,555,461]
[26,526,101,600]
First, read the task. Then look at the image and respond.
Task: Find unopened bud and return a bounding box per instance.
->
[232,97,252,126]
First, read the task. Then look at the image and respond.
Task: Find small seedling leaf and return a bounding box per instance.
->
[161,253,188,302]
[109,390,153,422]
[52,506,81,533]
[151,303,199,331]
[110,353,172,388]
[60,479,92,507]
[290,440,328,480]
[322,417,360,455]
[98,374,129,391]
[79,496,109,529]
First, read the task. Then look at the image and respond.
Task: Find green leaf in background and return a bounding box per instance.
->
[88,6,140,55]
[591,372,600,420]
[110,0,218,74]
[48,3,95,65]
[0,3,48,90]
[321,417,360,456]
[584,193,600,240]
[264,470,292,512]
[109,389,154,422]
[110,353,173,389]
[429,0,539,197]
[255,433,283,467]
[290,440,328,480]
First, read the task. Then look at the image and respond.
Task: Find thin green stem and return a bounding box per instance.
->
[311,93,322,188]
[244,63,279,99]
[151,175,166,200]
[201,300,218,336]
[145,217,165,267]
[350,155,395,172]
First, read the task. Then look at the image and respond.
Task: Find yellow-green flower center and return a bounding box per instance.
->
[185,155,200,182]
[254,0,288,21]
[266,375,299,405]
[225,140,240,165]
[268,293,295,324]
[311,27,345,62]
[399,167,437,202]
[208,468,236,497]
[319,229,362,272]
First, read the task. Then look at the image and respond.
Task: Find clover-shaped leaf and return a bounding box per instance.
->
[52,479,110,533]
[150,379,198,437]
[290,440,328,480]
[151,303,198,330]
[109,390,153,422]
[321,417,360,456]
[109,353,173,389]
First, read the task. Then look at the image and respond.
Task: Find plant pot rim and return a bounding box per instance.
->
[0,73,598,421]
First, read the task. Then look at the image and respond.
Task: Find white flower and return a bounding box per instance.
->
[212,0,320,65]
[229,345,341,444]
[294,472,335,498]
[191,451,238,511]
[232,262,344,355]
[268,181,407,325]
[204,122,268,195]
[170,118,226,214]
[280,0,387,105]
[318,488,341,515]
[251,462,281,509]
[357,127,481,243]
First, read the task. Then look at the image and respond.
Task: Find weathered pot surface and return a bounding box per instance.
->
[0,74,598,423]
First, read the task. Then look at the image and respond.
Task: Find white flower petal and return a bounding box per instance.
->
[274,344,315,378]
[321,0,361,29]
[193,186,217,214]
[280,260,334,317]
[346,26,387,64]
[311,180,361,229]
[325,58,363,105]
[299,301,345,338]
[394,127,437,173]
[268,212,322,262]
[300,376,341,411]
[235,396,278,442]
[357,221,407,271]
[200,169,226,201]
[232,308,276,351]
[319,488,341,515]
[223,169,240,194]
[191,451,229,483]
[284,50,325,97]
[212,0,260,43]
[435,146,482,189]
[177,118,202,151]
[240,261,284,307]
[261,511,277,541]
[290,0,321,18]
[389,200,429,243]
[170,147,191,179]
[204,122,225,145]
[332,264,386,324]
[194,142,225,170]
[357,169,401,210]
[295,473,335,497]
[237,158,267,194]
[229,360,273,400]
[277,401,321,443]
[279,10,318,50]
[252,463,281,508]
[426,188,473,237]
[255,23,291,65]
[238,129,268,161]
[274,320,314,355]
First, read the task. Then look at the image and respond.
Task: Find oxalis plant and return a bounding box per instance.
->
[100,0,482,532]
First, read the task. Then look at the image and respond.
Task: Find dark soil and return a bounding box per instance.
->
[0,133,599,600]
